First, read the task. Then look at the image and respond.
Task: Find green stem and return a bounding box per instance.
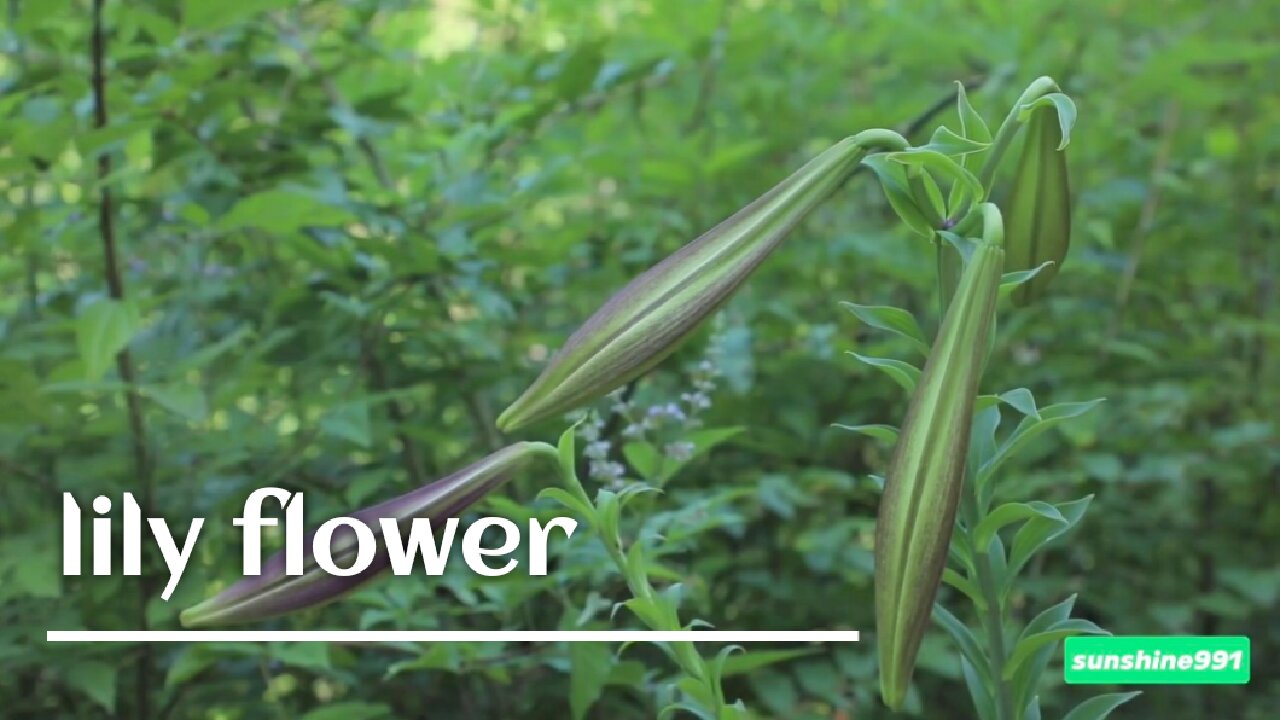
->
[949,76,1060,234]
[552,442,727,715]
[852,127,910,153]
[961,484,1015,720]
[979,76,1059,192]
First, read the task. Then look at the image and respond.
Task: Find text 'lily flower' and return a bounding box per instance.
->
[496,135,877,432]
[180,442,551,628]
[875,234,1003,710]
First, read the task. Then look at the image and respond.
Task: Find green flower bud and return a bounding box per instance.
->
[180,442,551,628]
[875,238,1003,710]
[1004,104,1071,306]
[497,136,878,432]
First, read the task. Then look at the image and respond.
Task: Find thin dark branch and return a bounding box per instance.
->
[901,76,985,139]
[359,322,429,486]
[836,75,985,193]
[1103,101,1179,347]
[683,0,734,136]
[0,456,49,485]
[92,3,155,718]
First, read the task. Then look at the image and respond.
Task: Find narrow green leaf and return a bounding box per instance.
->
[979,400,1105,486]
[841,302,930,354]
[834,423,899,444]
[141,384,209,422]
[998,389,1041,419]
[687,426,745,452]
[537,487,594,519]
[1003,619,1110,680]
[659,701,718,720]
[932,604,992,688]
[919,168,948,222]
[1011,596,1077,714]
[319,402,372,447]
[972,501,1065,554]
[76,298,142,381]
[941,567,985,609]
[938,230,979,264]
[886,148,984,202]
[217,189,355,233]
[961,655,996,720]
[1004,496,1093,588]
[569,642,613,720]
[1000,262,1055,293]
[719,648,819,677]
[709,644,745,688]
[63,661,116,713]
[956,82,992,143]
[173,324,252,372]
[924,125,990,156]
[622,442,661,479]
[556,422,591,504]
[1061,692,1142,720]
[1019,93,1077,149]
[848,353,920,393]
[967,403,1002,486]
[862,153,935,236]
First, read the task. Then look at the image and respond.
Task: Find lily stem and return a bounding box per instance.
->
[961,482,1015,720]
[948,76,1060,235]
[552,441,728,717]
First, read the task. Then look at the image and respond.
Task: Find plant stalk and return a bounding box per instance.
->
[948,76,1061,236]
[552,444,729,716]
[961,483,1015,720]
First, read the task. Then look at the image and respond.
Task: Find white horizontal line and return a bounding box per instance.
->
[47,630,859,643]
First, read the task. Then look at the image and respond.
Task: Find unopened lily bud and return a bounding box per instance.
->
[1004,104,1071,306]
[875,237,1003,710]
[496,136,877,432]
[180,442,552,628]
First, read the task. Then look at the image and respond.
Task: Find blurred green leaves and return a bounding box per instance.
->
[2,0,1277,718]
[76,298,141,381]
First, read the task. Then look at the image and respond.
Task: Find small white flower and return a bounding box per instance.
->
[589,460,627,482]
[665,441,696,462]
[681,392,711,410]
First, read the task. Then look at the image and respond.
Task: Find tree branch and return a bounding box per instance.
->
[92,2,155,718]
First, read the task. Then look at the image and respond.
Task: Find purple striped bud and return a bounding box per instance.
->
[496,131,907,432]
[875,235,1004,710]
[1004,102,1072,306]
[180,442,553,627]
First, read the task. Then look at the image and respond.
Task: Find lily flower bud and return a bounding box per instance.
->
[180,442,552,628]
[875,235,1003,710]
[496,136,879,432]
[1004,103,1071,306]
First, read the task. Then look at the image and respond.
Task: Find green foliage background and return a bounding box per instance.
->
[1,0,1276,718]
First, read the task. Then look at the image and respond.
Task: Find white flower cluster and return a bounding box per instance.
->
[576,329,725,484]
[580,414,627,483]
